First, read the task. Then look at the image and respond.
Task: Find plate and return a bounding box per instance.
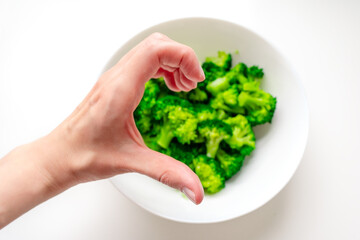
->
[104,17,309,223]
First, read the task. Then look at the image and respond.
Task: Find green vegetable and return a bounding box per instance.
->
[193,104,217,122]
[134,51,277,194]
[153,95,198,148]
[176,88,208,103]
[238,89,277,126]
[216,147,245,180]
[134,78,160,134]
[210,85,246,114]
[161,141,197,170]
[198,119,232,158]
[224,115,256,156]
[193,155,225,194]
[206,63,247,96]
[205,51,232,70]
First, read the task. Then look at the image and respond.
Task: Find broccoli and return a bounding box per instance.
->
[143,134,161,152]
[142,122,162,151]
[175,88,208,103]
[198,51,232,90]
[204,51,232,70]
[197,119,232,158]
[134,78,161,133]
[206,63,247,96]
[152,77,171,97]
[193,104,217,122]
[238,90,277,126]
[134,112,153,134]
[193,155,225,194]
[236,65,264,91]
[216,109,229,120]
[207,63,265,95]
[246,65,264,81]
[200,62,225,84]
[220,85,239,106]
[242,80,261,91]
[216,147,245,180]
[210,87,245,114]
[153,96,198,148]
[224,115,256,156]
[162,141,196,170]
[134,51,277,195]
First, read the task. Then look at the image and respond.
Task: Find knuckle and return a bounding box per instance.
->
[182,45,195,56]
[144,33,168,55]
[148,32,167,43]
[158,171,173,187]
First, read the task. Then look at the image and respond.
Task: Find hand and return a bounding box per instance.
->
[0,33,205,228]
[53,32,205,196]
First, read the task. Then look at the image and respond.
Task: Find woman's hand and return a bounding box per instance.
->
[0,33,205,229]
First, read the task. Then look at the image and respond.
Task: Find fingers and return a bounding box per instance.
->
[124,146,204,204]
[109,33,205,93]
[158,47,205,82]
[155,68,197,92]
[155,35,205,91]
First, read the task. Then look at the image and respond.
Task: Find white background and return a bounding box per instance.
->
[0,0,359,239]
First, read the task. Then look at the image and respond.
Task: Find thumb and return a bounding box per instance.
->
[127,146,204,205]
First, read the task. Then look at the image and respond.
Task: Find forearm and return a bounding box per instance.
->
[0,135,76,229]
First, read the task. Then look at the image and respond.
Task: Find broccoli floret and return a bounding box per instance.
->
[193,155,225,194]
[197,119,232,158]
[210,89,246,114]
[175,88,208,103]
[187,88,208,102]
[205,63,263,95]
[162,141,196,170]
[219,85,239,106]
[246,65,264,81]
[224,115,256,156]
[216,109,229,120]
[204,51,232,70]
[242,81,261,91]
[152,77,171,97]
[143,79,161,103]
[198,51,232,91]
[134,78,161,133]
[216,148,245,180]
[143,134,160,152]
[201,62,226,82]
[238,90,277,126]
[142,122,162,151]
[153,96,198,148]
[206,63,247,96]
[193,104,217,122]
[134,114,152,135]
[198,62,226,92]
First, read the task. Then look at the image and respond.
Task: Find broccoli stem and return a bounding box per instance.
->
[156,124,175,149]
[206,77,230,96]
[239,92,266,109]
[218,104,246,114]
[206,137,224,158]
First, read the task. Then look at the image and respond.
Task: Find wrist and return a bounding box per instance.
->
[28,135,79,194]
[0,136,76,228]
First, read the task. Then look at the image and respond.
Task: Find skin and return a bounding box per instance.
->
[0,33,205,229]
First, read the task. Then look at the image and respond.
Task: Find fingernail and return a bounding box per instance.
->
[200,69,205,81]
[182,187,196,204]
[199,63,205,81]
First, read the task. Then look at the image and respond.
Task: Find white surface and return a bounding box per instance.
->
[108,17,309,223]
[0,0,359,239]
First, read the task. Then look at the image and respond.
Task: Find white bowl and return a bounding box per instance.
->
[105,17,309,223]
